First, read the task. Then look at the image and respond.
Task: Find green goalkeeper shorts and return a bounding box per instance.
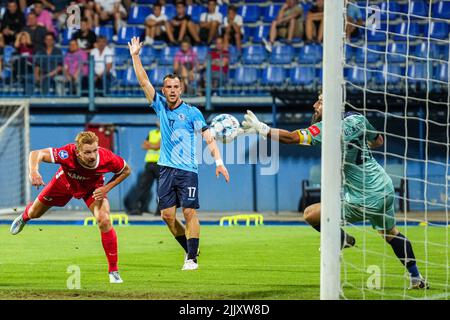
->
[342,191,396,231]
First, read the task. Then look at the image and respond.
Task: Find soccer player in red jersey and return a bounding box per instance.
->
[10,131,131,283]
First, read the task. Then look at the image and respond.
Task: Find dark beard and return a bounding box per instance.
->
[311,112,322,125]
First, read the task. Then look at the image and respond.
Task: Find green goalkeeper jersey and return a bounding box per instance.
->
[297,113,394,205]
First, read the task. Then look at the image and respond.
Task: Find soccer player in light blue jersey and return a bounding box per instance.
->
[129,36,229,271]
[242,94,428,289]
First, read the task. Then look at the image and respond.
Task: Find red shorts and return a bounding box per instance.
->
[37,171,105,208]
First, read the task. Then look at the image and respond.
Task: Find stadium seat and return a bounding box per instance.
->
[263,4,282,23]
[425,22,450,40]
[387,43,407,63]
[192,46,208,64]
[3,45,15,65]
[242,45,266,65]
[270,45,294,64]
[187,5,207,24]
[289,66,316,86]
[94,26,114,42]
[261,66,285,86]
[345,65,372,85]
[218,5,228,18]
[401,1,429,18]
[124,67,139,86]
[233,66,259,86]
[162,4,176,20]
[116,27,144,45]
[61,28,76,45]
[297,44,322,64]
[140,46,155,66]
[354,44,383,64]
[345,44,354,63]
[432,63,448,88]
[228,45,240,64]
[127,6,152,24]
[432,1,450,19]
[243,26,253,43]
[238,5,261,23]
[407,63,428,82]
[378,1,401,21]
[410,42,443,60]
[158,46,179,65]
[252,25,270,43]
[374,64,403,85]
[367,23,387,42]
[149,66,173,87]
[136,0,157,4]
[391,21,421,41]
[114,47,131,67]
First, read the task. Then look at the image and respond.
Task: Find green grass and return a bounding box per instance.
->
[0,225,448,300]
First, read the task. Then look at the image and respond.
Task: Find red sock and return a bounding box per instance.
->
[22,202,33,222]
[101,227,118,272]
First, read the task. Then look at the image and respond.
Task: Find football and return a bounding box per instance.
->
[210,114,240,143]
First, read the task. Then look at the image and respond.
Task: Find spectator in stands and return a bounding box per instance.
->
[168,0,201,45]
[22,11,47,52]
[94,0,128,42]
[18,0,53,12]
[199,0,222,45]
[72,18,97,52]
[222,5,243,52]
[1,0,26,45]
[305,0,324,43]
[12,31,33,86]
[52,0,72,31]
[263,0,303,53]
[90,35,114,95]
[34,32,64,95]
[173,39,199,94]
[33,0,56,35]
[210,36,229,91]
[64,39,88,95]
[144,2,175,45]
[346,0,363,41]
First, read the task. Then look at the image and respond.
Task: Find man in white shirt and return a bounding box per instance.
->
[144,2,175,45]
[90,36,115,95]
[94,0,127,41]
[199,0,222,45]
[222,5,243,52]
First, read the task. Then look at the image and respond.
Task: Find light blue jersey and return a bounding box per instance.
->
[151,92,208,173]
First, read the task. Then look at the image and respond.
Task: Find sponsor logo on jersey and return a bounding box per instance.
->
[178,113,186,121]
[43,196,53,202]
[308,125,321,137]
[58,150,69,160]
[66,171,89,181]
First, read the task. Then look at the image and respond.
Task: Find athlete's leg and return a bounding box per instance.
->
[182,207,200,261]
[10,199,51,235]
[161,205,188,253]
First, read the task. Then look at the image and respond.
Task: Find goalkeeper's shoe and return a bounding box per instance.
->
[408,276,429,290]
[342,233,356,249]
[109,271,123,284]
[182,259,198,271]
[10,215,27,235]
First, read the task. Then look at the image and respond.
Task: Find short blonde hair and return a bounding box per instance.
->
[75,131,99,148]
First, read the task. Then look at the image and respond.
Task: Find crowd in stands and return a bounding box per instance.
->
[0,0,448,97]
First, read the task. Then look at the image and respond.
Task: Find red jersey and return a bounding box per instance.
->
[49,144,126,198]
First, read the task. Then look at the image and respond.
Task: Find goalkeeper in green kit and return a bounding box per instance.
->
[241,94,428,290]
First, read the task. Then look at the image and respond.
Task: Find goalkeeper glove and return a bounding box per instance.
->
[241,110,270,138]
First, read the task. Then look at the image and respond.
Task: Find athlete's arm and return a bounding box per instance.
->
[129,36,156,103]
[368,134,383,149]
[28,148,53,188]
[202,129,230,183]
[268,129,301,144]
[93,164,131,201]
[142,140,161,150]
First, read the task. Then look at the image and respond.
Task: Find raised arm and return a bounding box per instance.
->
[29,148,53,189]
[129,36,156,103]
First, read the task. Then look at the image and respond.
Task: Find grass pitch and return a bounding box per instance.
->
[0,224,448,300]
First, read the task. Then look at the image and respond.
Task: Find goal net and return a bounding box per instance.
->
[322,0,449,299]
[0,101,30,214]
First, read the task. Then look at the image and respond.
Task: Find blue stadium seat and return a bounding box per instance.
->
[261,66,285,86]
[433,63,448,82]
[218,5,228,18]
[116,27,143,45]
[124,67,139,86]
[158,46,179,65]
[298,44,322,64]
[136,0,157,4]
[234,67,259,85]
[407,63,428,82]
[432,1,450,19]
[162,4,176,20]
[387,43,407,63]
[373,64,403,85]
[354,45,383,64]
[289,66,316,86]
[252,25,270,43]
[367,24,387,42]
[425,22,449,40]
[263,4,281,23]
[410,42,443,60]
[149,66,173,87]
[238,5,261,23]
[345,66,371,85]
[378,1,401,21]
[242,45,266,64]
[192,46,208,64]
[345,44,354,63]
[243,26,253,43]
[94,26,114,42]
[270,45,294,64]
[228,45,240,64]
[3,45,15,65]
[402,1,429,18]
[127,6,152,24]
[391,21,421,41]
[114,47,130,67]
[140,46,155,66]
[61,28,76,45]
[187,5,207,24]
